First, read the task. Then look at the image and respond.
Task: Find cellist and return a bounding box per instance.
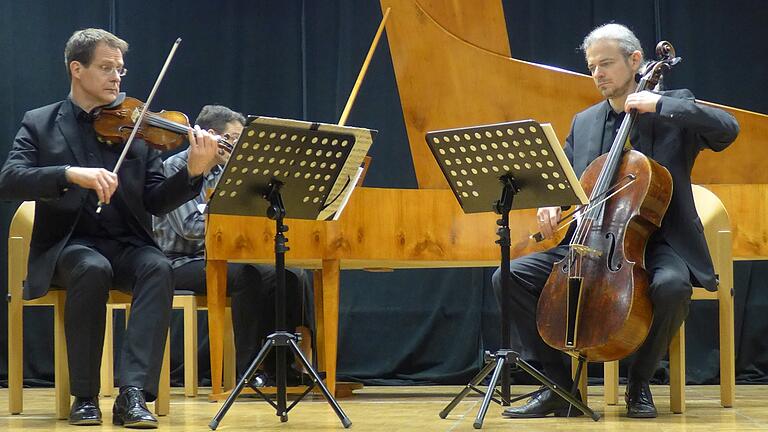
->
[493,23,739,419]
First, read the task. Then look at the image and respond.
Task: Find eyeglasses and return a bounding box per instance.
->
[223,133,241,143]
[95,64,128,77]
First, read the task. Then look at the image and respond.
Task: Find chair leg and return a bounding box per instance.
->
[7,244,24,415]
[719,300,736,407]
[718,230,736,408]
[223,307,236,391]
[100,304,115,397]
[54,293,71,420]
[669,322,686,414]
[604,361,619,406]
[155,330,171,416]
[181,296,198,397]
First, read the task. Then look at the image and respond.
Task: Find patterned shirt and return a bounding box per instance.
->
[153,149,222,268]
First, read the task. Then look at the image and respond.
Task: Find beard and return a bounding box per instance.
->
[600,76,635,99]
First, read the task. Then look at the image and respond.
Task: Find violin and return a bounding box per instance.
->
[535,42,681,363]
[93,94,234,153]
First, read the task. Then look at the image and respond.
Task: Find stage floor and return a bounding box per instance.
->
[1,385,766,431]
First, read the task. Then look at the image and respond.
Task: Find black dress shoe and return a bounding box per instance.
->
[69,396,102,425]
[502,388,584,418]
[625,380,658,418]
[251,371,267,387]
[112,387,158,429]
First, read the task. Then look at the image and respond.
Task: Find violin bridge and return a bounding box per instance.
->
[565,276,583,349]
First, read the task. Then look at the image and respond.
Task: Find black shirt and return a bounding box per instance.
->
[601,104,627,154]
[601,98,666,156]
[68,98,148,246]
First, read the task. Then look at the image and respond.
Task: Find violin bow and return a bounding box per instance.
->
[97,38,182,213]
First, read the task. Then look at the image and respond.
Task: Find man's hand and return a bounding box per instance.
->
[65,166,118,204]
[624,90,661,114]
[214,146,230,166]
[537,206,561,240]
[187,125,220,177]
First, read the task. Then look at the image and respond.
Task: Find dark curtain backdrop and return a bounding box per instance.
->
[0,0,766,389]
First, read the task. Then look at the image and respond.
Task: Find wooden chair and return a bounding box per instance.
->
[7,201,170,419]
[100,292,236,398]
[160,292,236,397]
[602,184,736,412]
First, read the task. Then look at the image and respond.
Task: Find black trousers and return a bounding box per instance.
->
[52,238,174,401]
[172,260,311,375]
[492,237,692,387]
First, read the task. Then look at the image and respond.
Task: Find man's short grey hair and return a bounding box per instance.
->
[194,105,246,133]
[581,23,644,62]
[64,28,128,78]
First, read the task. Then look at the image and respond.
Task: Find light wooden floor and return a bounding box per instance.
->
[1,385,767,431]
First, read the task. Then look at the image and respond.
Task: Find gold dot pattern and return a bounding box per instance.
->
[209,124,356,219]
[426,120,578,212]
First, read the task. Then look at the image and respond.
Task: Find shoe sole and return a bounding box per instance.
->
[502,409,585,418]
[113,415,158,429]
[68,418,103,426]
[123,422,158,429]
[626,412,658,419]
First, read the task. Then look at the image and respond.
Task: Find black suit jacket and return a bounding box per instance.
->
[0,98,202,300]
[562,89,739,291]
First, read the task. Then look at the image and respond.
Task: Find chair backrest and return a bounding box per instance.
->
[9,201,35,247]
[8,201,35,290]
[692,185,731,244]
[691,185,732,291]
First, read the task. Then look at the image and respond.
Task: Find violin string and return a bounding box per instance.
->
[142,112,233,152]
[144,112,189,134]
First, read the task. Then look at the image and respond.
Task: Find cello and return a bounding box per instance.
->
[536,42,680,363]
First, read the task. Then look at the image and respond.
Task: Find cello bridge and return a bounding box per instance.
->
[569,244,603,258]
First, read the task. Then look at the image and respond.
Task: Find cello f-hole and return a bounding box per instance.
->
[605,232,622,271]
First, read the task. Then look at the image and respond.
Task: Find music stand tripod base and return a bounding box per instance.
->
[426,120,597,428]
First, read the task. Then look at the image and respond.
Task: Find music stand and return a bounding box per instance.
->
[427,120,600,428]
[208,116,375,430]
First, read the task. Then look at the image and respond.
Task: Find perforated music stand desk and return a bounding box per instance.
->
[427,120,586,213]
[207,116,374,430]
[427,120,598,428]
[208,116,374,221]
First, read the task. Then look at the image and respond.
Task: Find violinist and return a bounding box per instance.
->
[493,23,739,419]
[153,105,314,385]
[0,28,219,428]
